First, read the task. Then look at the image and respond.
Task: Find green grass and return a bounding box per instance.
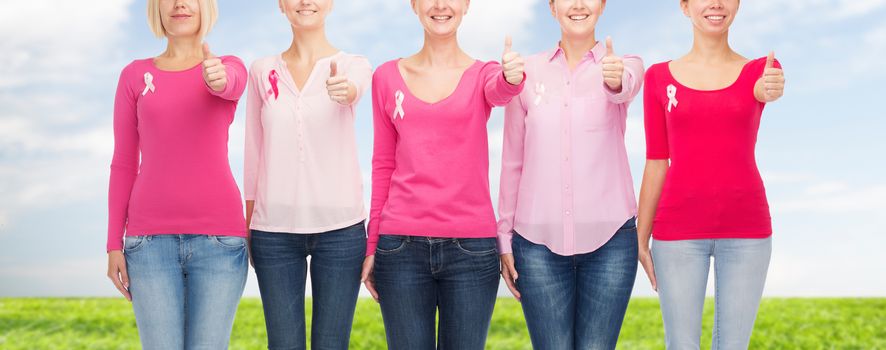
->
[1,298,883,349]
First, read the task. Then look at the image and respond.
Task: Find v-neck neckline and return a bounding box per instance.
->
[277,51,343,95]
[394,59,481,106]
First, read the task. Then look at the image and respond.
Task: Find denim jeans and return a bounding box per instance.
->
[124,234,248,350]
[250,221,367,350]
[652,237,772,350]
[372,235,500,350]
[513,218,639,350]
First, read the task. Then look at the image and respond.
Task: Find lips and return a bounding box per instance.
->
[568,15,590,21]
[431,15,453,22]
[171,14,192,19]
[297,10,317,16]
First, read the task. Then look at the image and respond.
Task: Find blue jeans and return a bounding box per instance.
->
[652,237,772,350]
[124,234,248,350]
[250,221,366,350]
[513,218,639,350]
[373,235,500,350]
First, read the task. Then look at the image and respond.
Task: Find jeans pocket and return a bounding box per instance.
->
[123,235,147,252]
[375,235,407,255]
[210,235,247,249]
[455,238,498,256]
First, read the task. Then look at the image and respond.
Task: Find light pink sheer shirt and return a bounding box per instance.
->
[497,43,644,255]
[244,52,372,233]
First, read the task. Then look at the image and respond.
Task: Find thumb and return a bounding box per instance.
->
[504,35,513,55]
[202,42,214,60]
[766,51,775,69]
[606,36,614,56]
[329,60,338,78]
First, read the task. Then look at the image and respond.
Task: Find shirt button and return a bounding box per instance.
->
[565,210,571,216]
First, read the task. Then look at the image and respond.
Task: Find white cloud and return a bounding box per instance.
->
[0,0,134,87]
[0,0,132,226]
[460,0,537,60]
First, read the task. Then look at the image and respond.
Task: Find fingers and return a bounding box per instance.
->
[502,38,525,86]
[326,75,350,103]
[202,42,214,60]
[361,256,379,302]
[247,240,255,269]
[601,53,624,91]
[639,253,658,292]
[606,36,614,56]
[107,258,132,301]
[762,52,785,101]
[329,60,338,78]
[202,52,226,92]
[500,255,521,300]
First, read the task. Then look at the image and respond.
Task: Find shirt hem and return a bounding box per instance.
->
[379,221,497,239]
[249,216,366,234]
[652,230,773,241]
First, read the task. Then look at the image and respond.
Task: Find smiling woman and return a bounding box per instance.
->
[106,0,250,349]
[242,0,373,349]
[360,1,525,349]
[637,0,786,349]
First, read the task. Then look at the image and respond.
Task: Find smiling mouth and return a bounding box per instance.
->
[704,15,726,22]
[171,14,192,19]
[297,10,318,16]
[569,15,589,21]
[431,15,453,22]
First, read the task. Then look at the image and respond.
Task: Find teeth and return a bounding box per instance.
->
[569,15,589,20]
[706,15,725,20]
[297,10,316,15]
[431,16,452,20]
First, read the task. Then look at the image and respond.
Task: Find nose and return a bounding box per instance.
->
[572,0,588,10]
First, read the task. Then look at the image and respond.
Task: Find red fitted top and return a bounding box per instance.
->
[644,57,781,240]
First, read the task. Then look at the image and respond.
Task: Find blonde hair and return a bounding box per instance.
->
[147,0,218,38]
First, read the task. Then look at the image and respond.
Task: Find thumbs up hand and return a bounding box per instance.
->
[502,36,525,86]
[202,43,227,92]
[326,60,355,105]
[601,36,625,92]
[759,51,785,102]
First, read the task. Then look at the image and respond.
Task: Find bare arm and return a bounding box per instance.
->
[637,159,668,291]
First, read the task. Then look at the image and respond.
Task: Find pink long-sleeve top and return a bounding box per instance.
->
[244,52,372,233]
[367,59,525,256]
[497,43,644,256]
[107,56,248,252]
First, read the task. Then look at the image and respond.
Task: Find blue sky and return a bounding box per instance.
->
[1,0,884,297]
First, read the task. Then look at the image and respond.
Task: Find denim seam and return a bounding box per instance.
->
[375,237,407,255]
[713,240,720,350]
[453,239,497,256]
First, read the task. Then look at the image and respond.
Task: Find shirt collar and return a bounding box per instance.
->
[547,41,608,64]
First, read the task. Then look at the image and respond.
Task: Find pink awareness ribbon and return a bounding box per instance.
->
[268,70,280,100]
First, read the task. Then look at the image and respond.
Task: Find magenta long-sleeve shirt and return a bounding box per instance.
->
[107,56,248,251]
[367,59,525,256]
